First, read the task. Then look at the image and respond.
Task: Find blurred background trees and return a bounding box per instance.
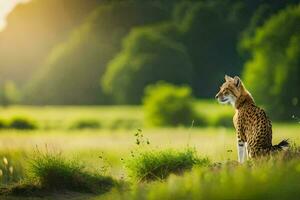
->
[0,0,299,120]
[242,5,300,120]
[23,1,169,104]
[102,28,193,104]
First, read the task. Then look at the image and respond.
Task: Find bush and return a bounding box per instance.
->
[143,82,200,127]
[29,151,115,193]
[70,119,101,130]
[125,147,210,182]
[9,117,37,130]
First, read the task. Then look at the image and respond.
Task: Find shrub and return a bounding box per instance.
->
[9,117,37,130]
[143,82,200,127]
[29,151,115,193]
[70,119,101,130]
[125,147,210,182]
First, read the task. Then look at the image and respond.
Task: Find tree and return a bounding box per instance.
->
[102,28,194,104]
[0,0,103,85]
[177,1,252,98]
[242,5,300,120]
[24,1,168,104]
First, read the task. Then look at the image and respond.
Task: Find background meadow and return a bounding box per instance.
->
[0,0,299,199]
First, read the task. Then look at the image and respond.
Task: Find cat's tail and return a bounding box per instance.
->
[271,139,289,151]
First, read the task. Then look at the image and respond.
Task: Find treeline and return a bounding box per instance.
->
[0,0,299,119]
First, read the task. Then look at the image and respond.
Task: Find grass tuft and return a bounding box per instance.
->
[29,151,115,194]
[125,147,210,182]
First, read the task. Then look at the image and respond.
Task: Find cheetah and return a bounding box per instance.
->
[215,75,289,163]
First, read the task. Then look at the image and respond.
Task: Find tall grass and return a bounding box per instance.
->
[0,151,27,185]
[124,147,300,200]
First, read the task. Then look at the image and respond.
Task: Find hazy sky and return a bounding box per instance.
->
[0,0,30,31]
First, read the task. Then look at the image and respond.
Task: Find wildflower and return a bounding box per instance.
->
[3,157,8,166]
[9,166,13,175]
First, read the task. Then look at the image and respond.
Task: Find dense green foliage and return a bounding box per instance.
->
[102,29,193,104]
[0,0,299,122]
[243,5,300,120]
[143,82,200,127]
[0,0,102,85]
[24,2,169,104]
[102,0,300,104]
[102,1,247,102]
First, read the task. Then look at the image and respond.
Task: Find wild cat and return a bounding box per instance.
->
[215,75,289,163]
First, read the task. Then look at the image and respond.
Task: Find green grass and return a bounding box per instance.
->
[0,105,297,199]
[124,147,300,200]
[0,100,235,130]
[0,105,143,130]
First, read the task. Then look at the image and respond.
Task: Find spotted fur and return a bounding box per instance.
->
[215,75,289,162]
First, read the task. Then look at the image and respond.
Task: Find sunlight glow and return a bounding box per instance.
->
[0,0,30,31]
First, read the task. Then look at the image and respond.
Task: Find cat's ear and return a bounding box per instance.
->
[233,76,241,87]
[225,75,233,82]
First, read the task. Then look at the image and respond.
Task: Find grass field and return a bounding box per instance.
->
[0,103,298,199]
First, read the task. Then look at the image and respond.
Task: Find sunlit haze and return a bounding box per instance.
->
[0,0,30,31]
